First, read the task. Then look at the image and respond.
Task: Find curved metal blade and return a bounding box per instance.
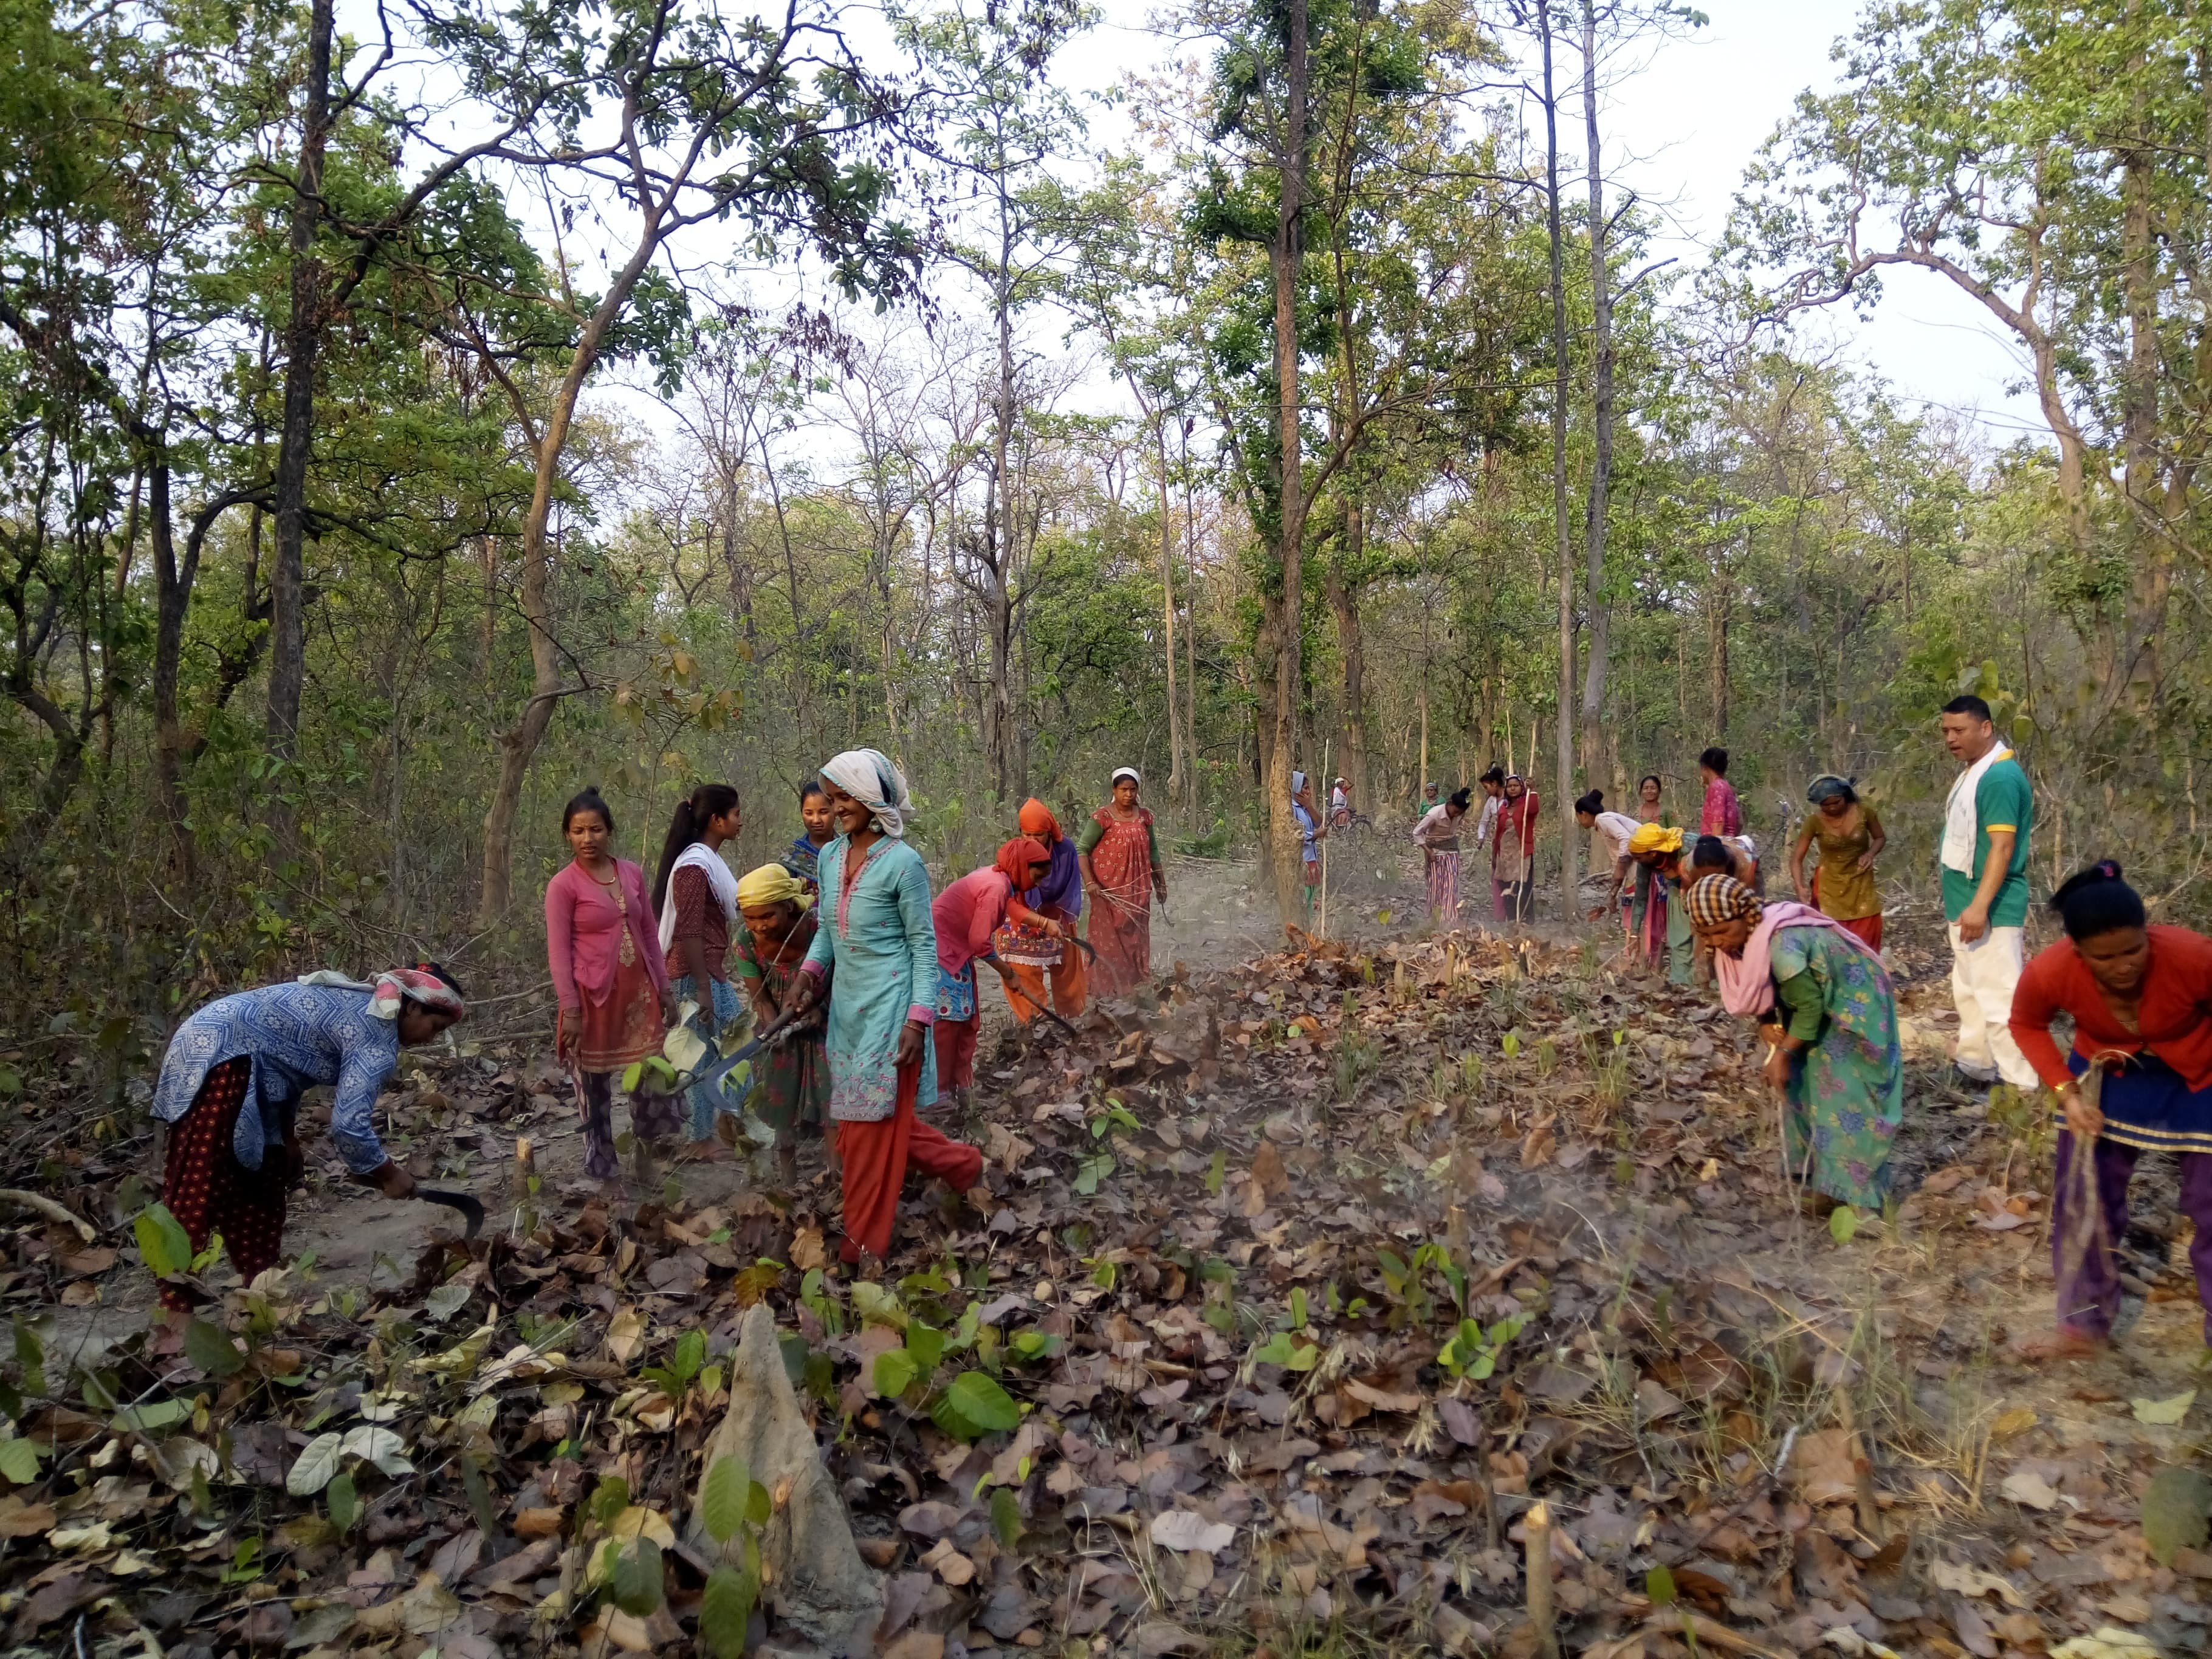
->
[417,1187,484,1239]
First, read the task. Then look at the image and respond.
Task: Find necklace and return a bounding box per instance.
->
[585,861,636,966]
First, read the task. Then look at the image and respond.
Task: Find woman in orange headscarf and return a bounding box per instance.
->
[1003,799,1088,1023]
[929,837,1059,1106]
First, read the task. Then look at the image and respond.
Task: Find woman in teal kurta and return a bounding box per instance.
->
[1688,874,1904,1212]
[792,749,982,1265]
[802,828,941,1119]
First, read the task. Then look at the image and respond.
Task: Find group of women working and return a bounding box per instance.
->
[544,755,1169,1259]
[141,727,2212,1353]
[1410,768,1541,927]
[1566,770,1883,984]
[148,752,1172,1294]
[1675,855,2212,1358]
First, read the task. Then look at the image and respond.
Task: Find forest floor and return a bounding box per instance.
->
[1,852,2208,1659]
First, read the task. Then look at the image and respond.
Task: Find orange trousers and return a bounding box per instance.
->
[1003,943,1088,1023]
[836,1057,983,1263]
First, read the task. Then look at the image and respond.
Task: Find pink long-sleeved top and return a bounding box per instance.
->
[930,868,1042,978]
[544,859,672,1012]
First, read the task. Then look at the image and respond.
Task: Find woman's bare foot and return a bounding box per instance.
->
[2012,1325,2106,1361]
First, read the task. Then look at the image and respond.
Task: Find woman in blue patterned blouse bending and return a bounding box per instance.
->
[149,966,465,1307]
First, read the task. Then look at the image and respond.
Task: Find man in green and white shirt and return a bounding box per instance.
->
[1938,693,2036,1089]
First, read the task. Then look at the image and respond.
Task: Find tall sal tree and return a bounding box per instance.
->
[465,0,919,926]
[1184,0,1489,921]
[898,0,1098,803]
[1722,0,2210,733]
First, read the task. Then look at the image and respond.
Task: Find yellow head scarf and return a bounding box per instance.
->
[737,864,812,910]
[1628,822,1683,856]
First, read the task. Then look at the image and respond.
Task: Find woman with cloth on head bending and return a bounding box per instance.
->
[1626,823,1694,983]
[1080,768,1166,996]
[152,967,464,1308]
[1685,874,1903,1217]
[787,749,984,1265]
[1004,799,1088,1023]
[932,837,1059,1106]
[2008,862,2212,1358]
[1412,788,1471,927]
[729,862,829,1184]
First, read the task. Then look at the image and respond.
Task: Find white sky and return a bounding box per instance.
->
[1053,0,2051,449]
[356,0,2052,456]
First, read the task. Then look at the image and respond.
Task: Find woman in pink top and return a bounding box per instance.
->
[546,788,678,1180]
[930,837,1057,1105]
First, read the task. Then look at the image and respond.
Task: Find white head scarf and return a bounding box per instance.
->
[819,748,915,839]
[1111,766,1140,786]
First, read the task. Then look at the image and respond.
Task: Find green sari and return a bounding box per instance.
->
[1768,926,1903,1208]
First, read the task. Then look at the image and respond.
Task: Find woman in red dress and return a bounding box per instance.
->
[1079,768,1167,996]
[546,788,679,1180]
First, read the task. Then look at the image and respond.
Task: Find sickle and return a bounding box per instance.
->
[417,1188,485,1239]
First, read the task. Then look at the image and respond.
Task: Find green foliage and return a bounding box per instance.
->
[1438,1315,1525,1381]
[609,1537,665,1616]
[700,1562,759,1659]
[2143,1468,2212,1567]
[642,1328,708,1396]
[184,1320,245,1378]
[702,1455,771,1545]
[134,1205,191,1280]
[325,1470,359,1533]
[933,1371,1021,1440]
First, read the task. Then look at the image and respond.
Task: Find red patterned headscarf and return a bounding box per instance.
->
[994,837,1048,891]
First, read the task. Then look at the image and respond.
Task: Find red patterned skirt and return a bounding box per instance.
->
[159,1057,287,1310]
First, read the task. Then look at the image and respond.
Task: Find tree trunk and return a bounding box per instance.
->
[1156,424,1184,814]
[982,215,1018,802]
[1576,0,1615,801]
[1265,0,1311,926]
[1539,0,1578,917]
[264,0,335,815]
[476,232,674,925]
[2114,73,2170,702]
[1325,510,1370,816]
[1181,427,1201,819]
[1706,555,1731,738]
[149,455,195,876]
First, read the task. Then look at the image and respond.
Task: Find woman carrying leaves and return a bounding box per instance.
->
[151,967,464,1308]
[1685,874,1903,1217]
[2008,862,2212,1358]
[730,864,830,1184]
[546,788,679,1181]
[932,836,1058,1106]
[788,750,984,1265]
[654,781,744,1152]
[1789,775,1887,950]
[1080,767,1166,997]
